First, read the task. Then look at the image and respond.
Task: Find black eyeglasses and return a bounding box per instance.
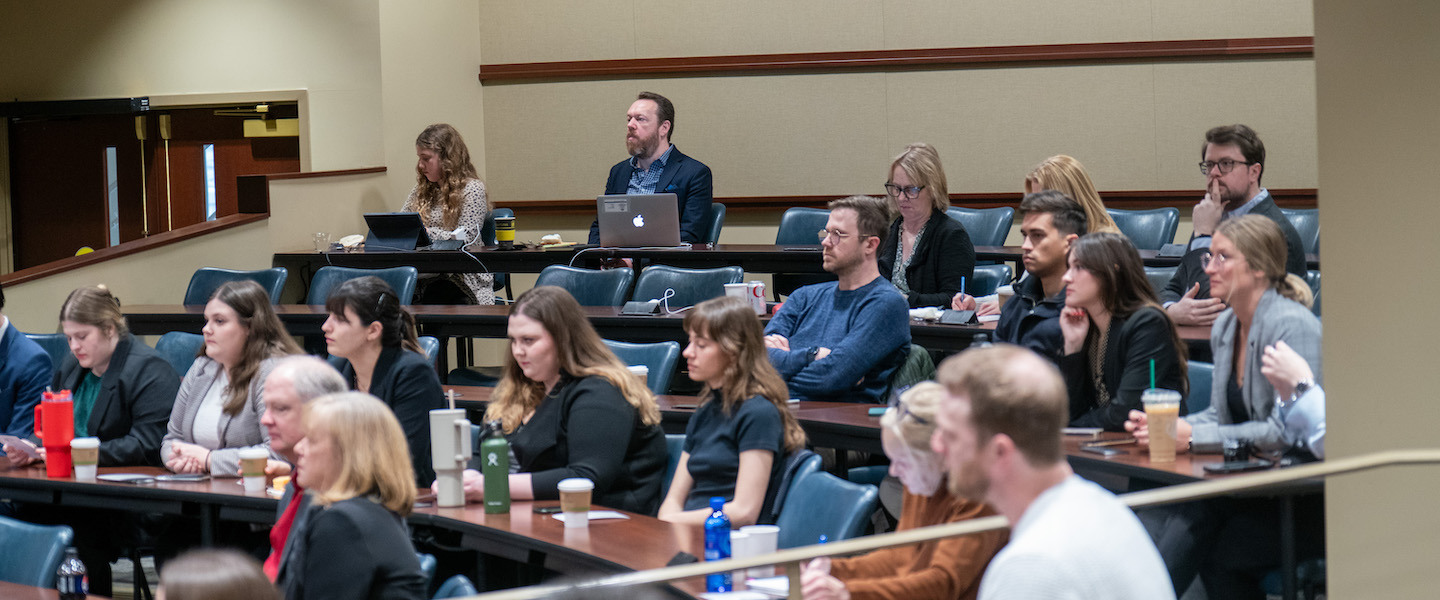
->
[884,183,925,199]
[887,386,931,425]
[1198,159,1255,176]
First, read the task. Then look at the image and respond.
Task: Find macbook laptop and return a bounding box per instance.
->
[596,193,681,247]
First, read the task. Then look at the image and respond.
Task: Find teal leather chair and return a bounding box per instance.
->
[185,267,288,304]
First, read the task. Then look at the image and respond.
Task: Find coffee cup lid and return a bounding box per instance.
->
[627,365,649,374]
[557,478,594,492]
[70,437,100,449]
[238,447,270,459]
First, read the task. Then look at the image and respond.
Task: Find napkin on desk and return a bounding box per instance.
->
[551,511,629,523]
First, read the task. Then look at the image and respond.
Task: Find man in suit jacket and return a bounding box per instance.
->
[588,91,714,245]
[1161,124,1308,325]
[0,280,51,438]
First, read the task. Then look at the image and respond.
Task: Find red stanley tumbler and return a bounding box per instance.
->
[34,390,75,477]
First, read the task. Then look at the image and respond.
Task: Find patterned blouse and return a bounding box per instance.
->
[403,178,495,305]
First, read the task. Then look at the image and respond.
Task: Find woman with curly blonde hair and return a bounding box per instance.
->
[404,123,494,304]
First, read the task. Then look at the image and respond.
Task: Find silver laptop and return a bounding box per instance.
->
[596,193,682,247]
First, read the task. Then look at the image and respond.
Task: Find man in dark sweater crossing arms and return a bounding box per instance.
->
[764,195,911,403]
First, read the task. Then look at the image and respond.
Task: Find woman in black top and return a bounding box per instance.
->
[1058,233,1188,430]
[658,296,806,526]
[876,143,976,308]
[322,276,444,487]
[458,286,667,515]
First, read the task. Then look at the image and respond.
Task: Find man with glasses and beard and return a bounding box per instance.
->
[764,195,910,403]
[587,91,714,245]
[1161,124,1308,325]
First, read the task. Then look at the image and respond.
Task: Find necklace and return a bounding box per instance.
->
[1088,328,1111,406]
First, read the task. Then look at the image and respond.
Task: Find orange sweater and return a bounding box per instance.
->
[828,487,1006,600]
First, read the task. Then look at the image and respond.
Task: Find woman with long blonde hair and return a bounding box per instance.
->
[454,286,667,514]
[659,296,805,526]
[1026,155,1121,235]
[404,123,495,304]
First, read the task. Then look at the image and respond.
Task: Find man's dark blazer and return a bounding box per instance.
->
[588,145,714,244]
[1159,194,1307,304]
[49,334,179,466]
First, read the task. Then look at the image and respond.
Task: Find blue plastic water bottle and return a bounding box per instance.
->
[703,496,733,592]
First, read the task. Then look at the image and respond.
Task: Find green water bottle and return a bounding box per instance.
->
[480,420,511,514]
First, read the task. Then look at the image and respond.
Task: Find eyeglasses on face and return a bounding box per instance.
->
[887,386,932,426]
[1200,251,1233,270]
[884,183,925,199]
[1198,158,1255,176]
[818,229,874,243]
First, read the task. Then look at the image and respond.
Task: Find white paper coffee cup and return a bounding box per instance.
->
[739,524,780,577]
[238,448,268,492]
[557,478,594,529]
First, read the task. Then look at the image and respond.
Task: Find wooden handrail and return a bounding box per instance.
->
[460,448,1440,600]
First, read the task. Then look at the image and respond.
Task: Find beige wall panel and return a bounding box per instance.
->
[1151,59,1317,190]
[479,0,636,64]
[1316,0,1440,596]
[632,1,885,58]
[478,0,1313,64]
[267,174,394,258]
[2,223,271,333]
[882,64,1157,193]
[379,0,487,204]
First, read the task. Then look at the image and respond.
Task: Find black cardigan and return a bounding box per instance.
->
[49,334,179,467]
[1060,307,1187,431]
[276,496,427,600]
[342,346,445,486]
[470,374,667,515]
[877,209,976,308]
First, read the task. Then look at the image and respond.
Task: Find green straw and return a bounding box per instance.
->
[1149,359,1156,389]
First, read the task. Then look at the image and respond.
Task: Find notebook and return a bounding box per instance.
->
[596,194,681,247]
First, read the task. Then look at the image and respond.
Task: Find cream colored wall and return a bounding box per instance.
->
[1316,1,1440,597]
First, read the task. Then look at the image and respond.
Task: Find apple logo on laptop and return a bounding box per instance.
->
[632,214,645,228]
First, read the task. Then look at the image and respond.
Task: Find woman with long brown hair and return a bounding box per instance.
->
[454,286,667,514]
[658,296,805,526]
[1058,233,1188,430]
[162,280,302,475]
[404,123,494,304]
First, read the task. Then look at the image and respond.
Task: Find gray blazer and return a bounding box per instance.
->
[160,356,283,476]
[1189,288,1322,453]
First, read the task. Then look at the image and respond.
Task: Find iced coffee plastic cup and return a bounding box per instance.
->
[557,478,594,529]
[71,437,100,481]
[1143,389,1182,463]
[238,448,269,493]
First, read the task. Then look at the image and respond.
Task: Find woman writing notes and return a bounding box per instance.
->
[877,143,976,308]
[450,286,667,514]
[1059,233,1188,431]
[658,296,806,526]
[801,383,1006,600]
[321,277,444,486]
[405,123,494,304]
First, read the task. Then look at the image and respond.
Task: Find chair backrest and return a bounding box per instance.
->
[775,469,879,549]
[0,515,73,587]
[631,265,745,308]
[701,203,726,245]
[1305,270,1321,316]
[661,433,685,499]
[1144,266,1178,296]
[1280,208,1320,254]
[768,449,821,523]
[184,267,288,304]
[306,266,418,305]
[433,574,479,599]
[775,207,830,245]
[945,206,1015,247]
[603,339,681,395]
[966,264,1012,296]
[22,333,69,369]
[156,332,205,377]
[416,552,438,592]
[1108,207,1180,250]
[883,344,935,402]
[329,335,442,374]
[1186,360,1214,414]
[534,265,634,307]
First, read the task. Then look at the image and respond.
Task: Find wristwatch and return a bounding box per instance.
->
[1288,378,1316,406]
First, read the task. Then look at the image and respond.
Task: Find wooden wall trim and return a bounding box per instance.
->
[501,189,1319,215]
[479,37,1314,82]
[1,213,270,287]
[265,166,386,181]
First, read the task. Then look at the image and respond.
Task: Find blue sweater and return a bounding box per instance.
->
[765,277,911,403]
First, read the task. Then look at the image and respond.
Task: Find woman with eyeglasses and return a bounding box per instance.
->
[322,276,444,487]
[1127,215,1320,455]
[658,296,806,527]
[1058,233,1188,431]
[801,382,1005,600]
[876,143,976,308]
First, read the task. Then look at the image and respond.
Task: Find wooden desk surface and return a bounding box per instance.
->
[0,581,111,600]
